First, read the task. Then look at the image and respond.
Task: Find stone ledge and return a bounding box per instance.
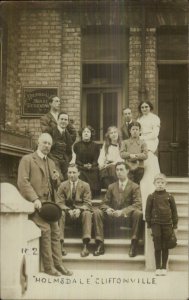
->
[0,183,34,214]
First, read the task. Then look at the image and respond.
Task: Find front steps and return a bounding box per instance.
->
[62,177,188,272]
[63,238,145,270]
[166,178,188,271]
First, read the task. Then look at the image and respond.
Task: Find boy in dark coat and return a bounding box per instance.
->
[145,173,178,276]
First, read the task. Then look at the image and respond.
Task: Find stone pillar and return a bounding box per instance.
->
[0,183,40,299]
[145,28,157,109]
[144,28,157,270]
[128,28,141,118]
[145,226,156,270]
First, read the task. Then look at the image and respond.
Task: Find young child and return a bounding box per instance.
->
[145,173,178,276]
[120,121,148,184]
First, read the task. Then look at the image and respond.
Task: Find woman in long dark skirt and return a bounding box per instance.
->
[72,126,100,197]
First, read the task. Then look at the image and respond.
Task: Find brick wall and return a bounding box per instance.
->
[128,27,157,119]
[5,9,81,144]
[16,9,62,142]
[128,28,141,119]
[145,28,156,110]
[5,12,20,129]
[5,9,157,142]
[60,18,81,130]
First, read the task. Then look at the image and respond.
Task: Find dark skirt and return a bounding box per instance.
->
[78,167,100,197]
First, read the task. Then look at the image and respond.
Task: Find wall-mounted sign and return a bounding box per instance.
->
[21,87,58,117]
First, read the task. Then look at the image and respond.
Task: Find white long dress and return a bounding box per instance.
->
[137,112,161,216]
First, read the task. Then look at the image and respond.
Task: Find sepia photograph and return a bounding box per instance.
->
[0,0,188,299]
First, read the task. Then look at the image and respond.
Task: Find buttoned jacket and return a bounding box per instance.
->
[56,179,92,211]
[50,127,74,162]
[145,190,178,229]
[17,151,60,203]
[100,179,142,216]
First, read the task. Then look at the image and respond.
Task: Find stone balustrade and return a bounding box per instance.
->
[0,183,41,299]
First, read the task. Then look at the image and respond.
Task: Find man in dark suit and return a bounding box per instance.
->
[49,112,75,180]
[40,95,76,142]
[57,164,93,257]
[17,133,73,276]
[121,107,133,140]
[93,161,143,257]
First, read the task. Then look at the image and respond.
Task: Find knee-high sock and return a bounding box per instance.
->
[162,249,169,269]
[155,249,161,269]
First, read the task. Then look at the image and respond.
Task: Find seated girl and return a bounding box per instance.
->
[120,121,148,185]
[98,126,123,189]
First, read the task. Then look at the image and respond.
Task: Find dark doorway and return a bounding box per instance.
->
[158,64,188,177]
[83,89,121,141]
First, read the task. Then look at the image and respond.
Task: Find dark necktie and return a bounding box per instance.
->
[43,157,54,201]
[72,181,76,201]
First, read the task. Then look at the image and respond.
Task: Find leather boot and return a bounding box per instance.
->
[129,239,138,257]
[80,243,90,257]
[93,241,105,256]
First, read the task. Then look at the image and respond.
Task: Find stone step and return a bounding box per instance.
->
[176,225,188,240]
[177,212,188,226]
[166,178,189,190]
[170,240,188,255]
[62,253,145,270]
[176,203,188,216]
[63,238,144,255]
[168,255,188,271]
[167,189,189,202]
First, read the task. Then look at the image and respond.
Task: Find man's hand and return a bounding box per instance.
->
[73,208,81,219]
[52,169,59,180]
[34,199,42,210]
[69,209,81,219]
[130,154,137,159]
[106,208,115,216]
[113,210,123,218]
[84,163,92,170]
[68,209,75,219]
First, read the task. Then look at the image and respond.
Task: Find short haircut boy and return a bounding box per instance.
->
[153,173,167,183]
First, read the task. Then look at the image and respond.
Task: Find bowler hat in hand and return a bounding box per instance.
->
[39,202,62,222]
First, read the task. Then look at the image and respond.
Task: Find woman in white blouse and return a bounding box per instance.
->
[137,101,161,215]
[98,126,123,188]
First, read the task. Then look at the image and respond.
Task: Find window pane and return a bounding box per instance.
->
[83,64,123,85]
[103,92,118,136]
[86,93,101,140]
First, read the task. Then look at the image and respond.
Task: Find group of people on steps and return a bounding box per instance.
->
[17,95,178,277]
